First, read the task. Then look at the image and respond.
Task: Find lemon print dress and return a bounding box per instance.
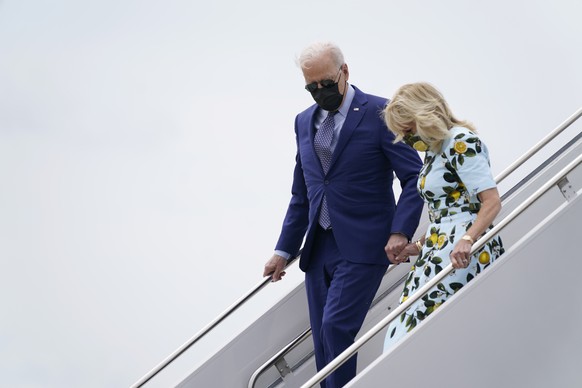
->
[384,127,504,350]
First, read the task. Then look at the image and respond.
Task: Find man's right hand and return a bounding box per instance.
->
[263,254,287,282]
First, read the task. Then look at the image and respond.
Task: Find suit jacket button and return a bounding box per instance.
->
[324,180,330,185]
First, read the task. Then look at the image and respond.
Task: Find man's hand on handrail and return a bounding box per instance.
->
[263,254,287,282]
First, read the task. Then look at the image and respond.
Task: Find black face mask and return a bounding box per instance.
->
[310,82,344,112]
[403,133,429,152]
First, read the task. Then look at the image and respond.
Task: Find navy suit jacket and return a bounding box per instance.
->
[276,86,424,271]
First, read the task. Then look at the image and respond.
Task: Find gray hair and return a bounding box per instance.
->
[296,41,345,70]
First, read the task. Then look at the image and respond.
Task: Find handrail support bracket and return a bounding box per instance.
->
[558,177,576,201]
[275,357,292,378]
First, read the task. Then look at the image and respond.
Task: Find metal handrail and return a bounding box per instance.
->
[301,153,582,388]
[248,328,312,388]
[247,263,406,388]
[495,106,582,184]
[500,130,582,201]
[130,255,300,388]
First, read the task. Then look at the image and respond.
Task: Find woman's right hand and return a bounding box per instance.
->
[391,242,422,264]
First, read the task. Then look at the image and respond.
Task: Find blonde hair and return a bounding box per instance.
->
[383,82,476,152]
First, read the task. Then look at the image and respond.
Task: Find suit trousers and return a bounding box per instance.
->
[305,227,387,388]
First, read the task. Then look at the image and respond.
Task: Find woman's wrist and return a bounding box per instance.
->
[415,239,423,253]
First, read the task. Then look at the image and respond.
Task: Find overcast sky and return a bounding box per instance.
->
[1,1,581,387]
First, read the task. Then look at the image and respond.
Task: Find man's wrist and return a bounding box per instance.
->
[391,232,410,241]
[274,250,292,260]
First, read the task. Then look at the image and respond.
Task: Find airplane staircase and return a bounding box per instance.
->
[131,107,582,388]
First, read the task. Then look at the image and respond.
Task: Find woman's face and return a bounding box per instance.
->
[401,122,429,152]
[402,122,417,136]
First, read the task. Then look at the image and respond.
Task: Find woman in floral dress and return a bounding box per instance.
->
[382,82,504,350]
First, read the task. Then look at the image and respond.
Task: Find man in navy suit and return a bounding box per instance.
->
[263,41,424,387]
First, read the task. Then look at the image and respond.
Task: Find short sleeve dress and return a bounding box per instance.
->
[384,126,505,350]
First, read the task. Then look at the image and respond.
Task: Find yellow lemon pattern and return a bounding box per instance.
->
[454,141,467,154]
[385,127,504,351]
[429,233,438,245]
[479,251,491,265]
[413,140,429,152]
[437,234,447,248]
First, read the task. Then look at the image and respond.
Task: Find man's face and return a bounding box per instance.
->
[302,54,348,98]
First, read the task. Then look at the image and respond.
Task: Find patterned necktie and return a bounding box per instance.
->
[314,111,337,229]
[314,111,337,174]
